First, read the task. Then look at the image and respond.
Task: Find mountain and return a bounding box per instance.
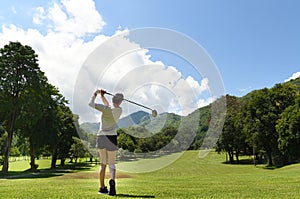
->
[117,111,150,128]
[80,122,99,134]
[80,111,152,134]
[141,112,181,134]
[80,111,182,134]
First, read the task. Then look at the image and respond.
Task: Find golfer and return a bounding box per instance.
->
[89,89,123,196]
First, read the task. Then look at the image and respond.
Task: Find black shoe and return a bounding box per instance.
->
[98,186,109,194]
[109,179,116,196]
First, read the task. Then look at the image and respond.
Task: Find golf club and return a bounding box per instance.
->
[104,91,158,117]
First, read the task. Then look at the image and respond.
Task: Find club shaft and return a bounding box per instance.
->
[105,92,152,111]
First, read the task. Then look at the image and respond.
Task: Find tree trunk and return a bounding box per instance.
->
[51,148,57,169]
[1,111,16,174]
[235,150,240,163]
[60,158,65,167]
[267,151,273,166]
[29,137,37,172]
[228,150,234,163]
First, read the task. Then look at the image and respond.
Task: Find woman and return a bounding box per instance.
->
[89,89,123,195]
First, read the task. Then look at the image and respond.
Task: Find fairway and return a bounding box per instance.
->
[1,151,300,199]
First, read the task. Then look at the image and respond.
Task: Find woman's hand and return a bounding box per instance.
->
[94,90,100,97]
[100,89,106,97]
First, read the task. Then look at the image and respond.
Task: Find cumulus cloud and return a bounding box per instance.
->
[0,0,107,108]
[73,33,212,122]
[33,0,105,37]
[1,0,213,123]
[33,7,46,25]
[284,72,300,82]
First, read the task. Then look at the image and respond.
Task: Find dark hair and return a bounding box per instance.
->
[112,93,124,105]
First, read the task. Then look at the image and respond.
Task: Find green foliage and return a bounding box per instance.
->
[9,147,20,157]
[217,95,249,163]
[0,41,44,173]
[242,84,298,165]
[215,80,300,166]
[0,42,78,172]
[69,137,90,163]
[81,78,300,167]
[288,77,300,90]
[117,124,179,153]
[0,131,7,162]
[276,95,300,162]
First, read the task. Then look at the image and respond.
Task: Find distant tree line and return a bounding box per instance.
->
[115,81,300,167]
[217,83,300,166]
[117,125,179,153]
[116,112,207,155]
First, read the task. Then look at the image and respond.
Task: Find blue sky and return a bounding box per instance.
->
[0,0,300,121]
[95,0,300,95]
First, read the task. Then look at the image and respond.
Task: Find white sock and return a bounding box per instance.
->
[109,164,116,180]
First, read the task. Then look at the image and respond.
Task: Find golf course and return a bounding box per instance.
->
[1,151,299,199]
[1,1,300,198]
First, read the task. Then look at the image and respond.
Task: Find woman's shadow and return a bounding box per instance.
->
[116,194,155,198]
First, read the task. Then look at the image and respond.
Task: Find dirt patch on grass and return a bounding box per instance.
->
[58,171,133,179]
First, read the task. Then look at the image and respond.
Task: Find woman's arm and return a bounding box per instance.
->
[88,91,98,108]
[89,89,111,109]
[100,89,110,107]
[101,95,110,107]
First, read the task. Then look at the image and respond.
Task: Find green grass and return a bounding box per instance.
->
[1,151,300,198]
[6,158,52,171]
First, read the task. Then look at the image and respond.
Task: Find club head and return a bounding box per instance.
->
[152,110,158,117]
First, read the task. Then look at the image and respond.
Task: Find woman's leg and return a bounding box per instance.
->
[98,149,107,188]
[107,150,117,195]
[107,150,117,180]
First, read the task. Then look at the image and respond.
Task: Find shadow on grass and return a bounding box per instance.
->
[221,159,296,170]
[117,194,155,198]
[222,158,255,165]
[0,171,64,179]
[0,162,94,180]
[263,165,285,170]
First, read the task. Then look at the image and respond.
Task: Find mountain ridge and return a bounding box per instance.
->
[80,77,300,134]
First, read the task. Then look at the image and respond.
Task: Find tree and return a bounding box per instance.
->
[276,95,300,164]
[16,79,50,171]
[216,95,247,163]
[39,86,77,169]
[117,129,136,152]
[54,109,78,168]
[243,84,297,166]
[69,137,90,163]
[0,42,43,173]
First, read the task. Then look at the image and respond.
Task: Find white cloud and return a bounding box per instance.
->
[33,7,46,25]
[0,0,107,108]
[75,41,212,122]
[1,0,213,123]
[197,97,215,108]
[186,76,209,94]
[47,0,105,37]
[284,72,300,82]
